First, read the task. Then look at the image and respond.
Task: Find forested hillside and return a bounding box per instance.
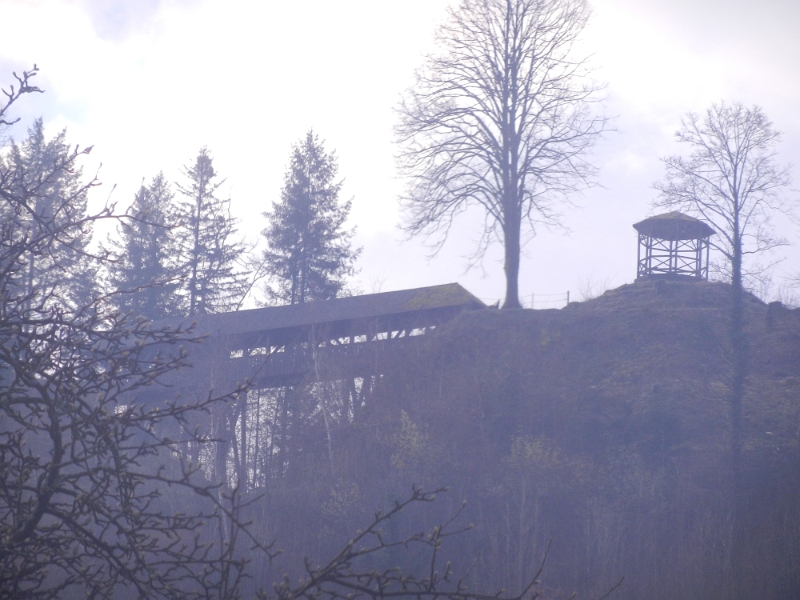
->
[246,279,800,600]
[2,1,798,589]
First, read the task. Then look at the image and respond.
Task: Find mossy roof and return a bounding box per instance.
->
[156,283,486,338]
[633,211,716,240]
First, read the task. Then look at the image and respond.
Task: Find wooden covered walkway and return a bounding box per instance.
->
[146,283,486,398]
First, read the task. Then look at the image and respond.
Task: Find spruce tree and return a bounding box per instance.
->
[107,173,181,320]
[176,147,246,316]
[262,130,360,305]
[4,118,95,307]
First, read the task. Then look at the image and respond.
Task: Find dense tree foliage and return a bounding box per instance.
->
[176,147,247,315]
[261,131,359,305]
[106,172,182,320]
[1,118,96,308]
[0,69,269,599]
[3,72,532,600]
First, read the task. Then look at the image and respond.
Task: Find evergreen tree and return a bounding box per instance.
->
[3,118,95,307]
[107,172,181,320]
[176,147,246,316]
[262,130,360,305]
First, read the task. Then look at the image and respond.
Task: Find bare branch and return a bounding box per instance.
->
[0,65,42,127]
[0,68,272,599]
[396,0,606,308]
[654,102,793,293]
[264,488,565,600]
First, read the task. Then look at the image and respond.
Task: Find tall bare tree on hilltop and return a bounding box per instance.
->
[654,102,793,501]
[396,0,606,309]
[655,103,793,292]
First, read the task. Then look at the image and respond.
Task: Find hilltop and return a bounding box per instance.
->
[243,279,800,600]
[258,279,800,600]
[379,279,799,457]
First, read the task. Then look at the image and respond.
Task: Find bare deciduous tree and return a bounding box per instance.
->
[654,101,793,507]
[396,0,606,309]
[263,486,623,600]
[654,102,793,291]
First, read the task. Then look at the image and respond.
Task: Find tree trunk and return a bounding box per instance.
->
[214,405,230,489]
[730,242,746,503]
[278,386,290,475]
[729,231,747,582]
[502,215,522,309]
[238,391,247,490]
[189,193,201,316]
[730,290,744,480]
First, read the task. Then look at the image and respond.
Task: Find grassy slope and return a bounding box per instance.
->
[249,280,800,600]
[356,279,800,600]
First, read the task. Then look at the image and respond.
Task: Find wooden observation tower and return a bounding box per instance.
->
[633,212,715,280]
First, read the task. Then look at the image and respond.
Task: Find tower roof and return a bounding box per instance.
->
[633,211,715,241]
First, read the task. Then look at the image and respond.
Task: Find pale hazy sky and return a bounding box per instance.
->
[1,0,798,306]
